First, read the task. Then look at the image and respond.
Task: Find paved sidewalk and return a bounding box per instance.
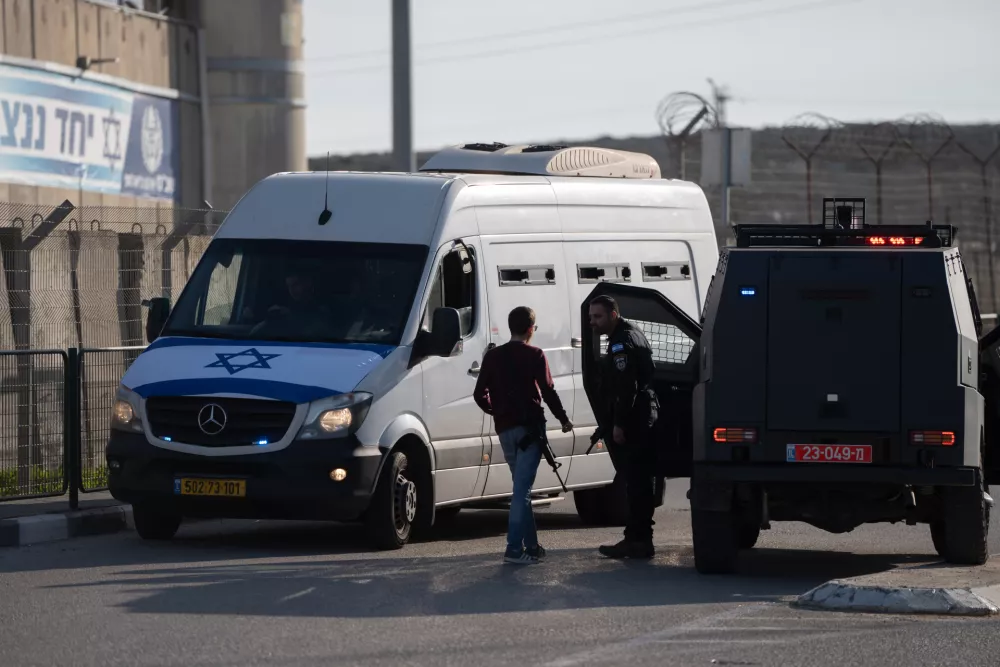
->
[0,492,132,547]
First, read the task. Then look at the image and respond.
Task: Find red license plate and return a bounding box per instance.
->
[786,444,872,463]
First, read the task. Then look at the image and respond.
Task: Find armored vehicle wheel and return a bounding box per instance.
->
[941,475,990,566]
[365,450,418,550]
[133,505,182,541]
[692,508,739,574]
[929,521,947,558]
[737,519,761,550]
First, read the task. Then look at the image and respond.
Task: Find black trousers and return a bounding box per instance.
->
[607,423,656,544]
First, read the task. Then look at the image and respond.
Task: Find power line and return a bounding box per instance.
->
[307,0,771,63]
[309,0,867,78]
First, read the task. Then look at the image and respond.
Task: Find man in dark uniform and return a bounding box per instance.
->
[588,294,660,559]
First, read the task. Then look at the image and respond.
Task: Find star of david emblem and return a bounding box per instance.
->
[205,348,281,375]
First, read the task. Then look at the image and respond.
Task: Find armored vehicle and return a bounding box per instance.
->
[581,198,997,574]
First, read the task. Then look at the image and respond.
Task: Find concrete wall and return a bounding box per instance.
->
[201,0,306,209]
[0,0,206,210]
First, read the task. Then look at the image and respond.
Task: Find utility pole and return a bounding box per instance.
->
[708,78,732,227]
[391,0,414,172]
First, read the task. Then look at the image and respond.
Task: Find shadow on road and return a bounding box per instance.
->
[40,547,935,618]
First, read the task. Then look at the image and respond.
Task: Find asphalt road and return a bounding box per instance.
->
[2,480,1000,667]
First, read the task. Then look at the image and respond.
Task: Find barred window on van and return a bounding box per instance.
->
[497,265,556,286]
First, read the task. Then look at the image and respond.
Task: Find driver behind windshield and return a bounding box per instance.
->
[249,270,333,337]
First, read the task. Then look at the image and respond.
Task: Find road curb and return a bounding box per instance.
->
[0,505,133,547]
[794,580,1000,616]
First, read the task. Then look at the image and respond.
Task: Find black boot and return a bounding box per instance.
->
[598,539,655,559]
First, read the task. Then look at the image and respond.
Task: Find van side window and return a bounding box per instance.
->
[641,261,691,282]
[577,263,631,284]
[498,265,556,286]
[424,247,476,337]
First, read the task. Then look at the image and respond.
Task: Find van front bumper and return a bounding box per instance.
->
[106,432,383,521]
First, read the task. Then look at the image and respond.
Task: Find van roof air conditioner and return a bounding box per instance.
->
[419,144,662,179]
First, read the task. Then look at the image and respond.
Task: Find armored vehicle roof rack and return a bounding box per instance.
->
[734,196,956,249]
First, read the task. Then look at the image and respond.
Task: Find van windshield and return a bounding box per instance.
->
[163,238,429,346]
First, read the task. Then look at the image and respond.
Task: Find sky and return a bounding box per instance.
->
[302,0,999,158]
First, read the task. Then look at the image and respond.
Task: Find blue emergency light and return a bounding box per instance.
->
[741,287,756,296]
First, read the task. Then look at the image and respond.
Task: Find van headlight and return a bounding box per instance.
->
[297,392,373,440]
[111,387,143,433]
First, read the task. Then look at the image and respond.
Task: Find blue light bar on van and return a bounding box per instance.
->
[740,287,756,296]
[254,439,269,446]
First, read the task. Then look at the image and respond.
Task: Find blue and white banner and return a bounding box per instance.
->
[0,63,179,201]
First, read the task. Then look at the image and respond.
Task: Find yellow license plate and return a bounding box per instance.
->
[176,478,246,497]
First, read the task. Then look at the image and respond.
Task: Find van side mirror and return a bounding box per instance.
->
[143,297,171,344]
[409,307,463,368]
[428,307,463,357]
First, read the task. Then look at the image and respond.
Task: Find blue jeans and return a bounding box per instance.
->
[499,425,543,551]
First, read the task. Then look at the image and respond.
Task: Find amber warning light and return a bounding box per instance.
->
[866,236,925,246]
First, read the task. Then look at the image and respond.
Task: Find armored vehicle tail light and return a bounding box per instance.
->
[910,431,955,446]
[713,428,757,444]
[866,235,925,246]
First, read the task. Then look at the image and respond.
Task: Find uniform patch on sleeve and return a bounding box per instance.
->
[611,343,624,353]
[613,353,627,371]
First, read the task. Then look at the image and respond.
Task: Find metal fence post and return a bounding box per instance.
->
[66,347,80,511]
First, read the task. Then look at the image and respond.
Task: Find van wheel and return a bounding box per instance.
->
[133,505,181,541]
[692,508,738,574]
[365,450,418,550]
[574,476,628,526]
[574,488,604,525]
[941,475,990,566]
[599,474,629,526]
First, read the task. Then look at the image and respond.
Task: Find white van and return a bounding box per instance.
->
[106,143,719,549]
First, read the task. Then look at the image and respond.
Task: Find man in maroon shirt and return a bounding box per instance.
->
[474,306,573,564]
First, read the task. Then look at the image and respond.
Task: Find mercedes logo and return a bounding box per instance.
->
[197,403,227,435]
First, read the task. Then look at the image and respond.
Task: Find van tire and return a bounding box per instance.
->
[133,505,181,541]
[574,488,604,525]
[364,450,418,550]
[941,474,990,566]
[692,508,738,574]
[599,474,629,526]
[573,476,628,526]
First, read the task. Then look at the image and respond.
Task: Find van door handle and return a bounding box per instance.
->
[571,338,583,348]
[468,362,481,376]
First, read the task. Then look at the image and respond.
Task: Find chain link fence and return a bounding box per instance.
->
[0,201,229,500]
[649,116,1000,313]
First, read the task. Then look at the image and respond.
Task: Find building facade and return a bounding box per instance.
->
[0,0,306,212]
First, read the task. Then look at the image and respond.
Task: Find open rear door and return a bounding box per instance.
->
[581,283,702,478]
[980,323,1000,484]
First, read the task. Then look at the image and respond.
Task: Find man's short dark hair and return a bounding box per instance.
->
[590,295,619,315]
[508,306,536,336]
